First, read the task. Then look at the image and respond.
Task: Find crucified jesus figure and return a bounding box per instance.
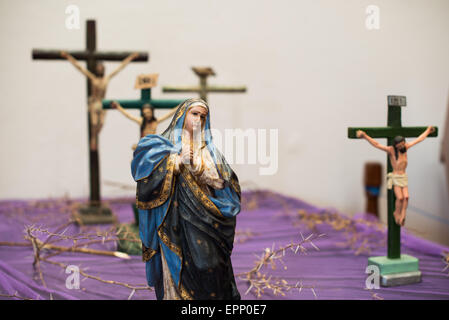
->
[356,126,435,226]
[60,51,139,150]
[110,101,178,149]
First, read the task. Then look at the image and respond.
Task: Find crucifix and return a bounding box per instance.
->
[348,95,438,286]
[107,74,182,141]
[102,80,184,255]
[162,67,246,102]
[32,20,148,224]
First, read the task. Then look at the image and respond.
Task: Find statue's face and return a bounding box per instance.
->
[184,106,207,135]
[142,107,153,120]
[95,64,105,77]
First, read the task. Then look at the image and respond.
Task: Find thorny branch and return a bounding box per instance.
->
[42,258,150,292]
[236,233,324,299]
[294,209,387,256]
[259,189,387,256]
[1,222,152,300]
[0,197,154,299]
[26,227,51,299]
[0,191,393,300]
[239,189,387,300]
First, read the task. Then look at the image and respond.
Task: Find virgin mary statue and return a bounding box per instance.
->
[131,98,241,300]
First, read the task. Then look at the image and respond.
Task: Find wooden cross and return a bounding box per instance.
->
[348,96,438,259]
[162,67,246,102]
[32,20,148,224]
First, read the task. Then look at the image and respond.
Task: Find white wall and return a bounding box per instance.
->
[1,0,448,245]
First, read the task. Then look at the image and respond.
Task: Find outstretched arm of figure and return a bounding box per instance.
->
[106,52,139,81]
[60,51,96,82]
[110,101,142,125]
[407,126,435,149]
[156,106,179,124]
[356,130,392,153]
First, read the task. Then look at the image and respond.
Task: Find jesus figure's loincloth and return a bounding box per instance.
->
[387,173,408,189]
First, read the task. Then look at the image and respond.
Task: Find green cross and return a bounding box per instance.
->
[348,96,438,259]
[103,88,183,111]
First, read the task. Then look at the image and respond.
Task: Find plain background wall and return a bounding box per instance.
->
[1,0,448,246]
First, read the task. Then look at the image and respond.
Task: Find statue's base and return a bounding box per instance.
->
[73,204,117,225]
[368,254,421,287]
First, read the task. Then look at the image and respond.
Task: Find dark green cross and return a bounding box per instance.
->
[102,88,183,112]
[348,96,438,259]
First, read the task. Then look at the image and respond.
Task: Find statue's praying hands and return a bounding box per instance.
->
[173,105,225,192]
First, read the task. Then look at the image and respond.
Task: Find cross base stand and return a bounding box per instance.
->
[381,271,422,287]
[368,254,422,287]
[73,204,117,225]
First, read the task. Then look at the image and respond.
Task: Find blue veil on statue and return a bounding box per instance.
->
[131,98,241,300]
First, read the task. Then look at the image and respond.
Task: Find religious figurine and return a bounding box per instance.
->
[110,101,178,148]
[356,126,435,226]
[60,51,139,150]
[131,98,241,300]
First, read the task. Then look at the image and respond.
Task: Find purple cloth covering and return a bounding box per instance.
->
[0,190,448,300]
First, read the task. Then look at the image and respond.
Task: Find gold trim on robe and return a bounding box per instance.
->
[135,154,169,182]
[136,154,176,210]
[142,244,158,262]
[180,165,223,218]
